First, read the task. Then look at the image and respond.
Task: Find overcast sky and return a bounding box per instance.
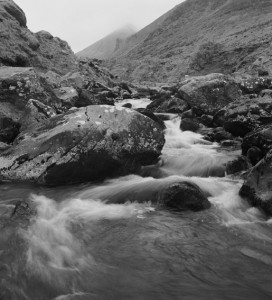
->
[15,0,183,53]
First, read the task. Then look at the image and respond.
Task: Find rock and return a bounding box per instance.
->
[198,114,213,127]
[103,177,210,212]
[0,1,77,74]
[240,149,272,216]
[178,74,241,115]
[40,70,61,88]
[214,95,272,137]
[122,103,132,108]
[76,89,114,107]
[147,97,189,113]
[19,99,56,132]
[220,139,241,148]
[204,127,233,143]
[258,69,269,77]
[226,156,251,175]
[239,77,271,94]
[246,146,262,166]
[60,72,85,89]
[224,116,257,137]
[241,125,272,158]
[122,90,132,99]
[0,141,10,151]
[180,118,200,132]
[0,113,20,143]
[161,181,211,211]
[0,105,165,185]
[135,108,166,130]
[53,87,78,110]
[260,89,272,97]
[0,0,26,27]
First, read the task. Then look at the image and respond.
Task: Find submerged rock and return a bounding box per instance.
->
[100,177,211,212]
[240,149,272,216]
[0,105,165,185]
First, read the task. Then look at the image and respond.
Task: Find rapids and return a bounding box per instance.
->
[1,100,272,300]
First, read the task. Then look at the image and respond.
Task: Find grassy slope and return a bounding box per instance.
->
[107,0,272,83]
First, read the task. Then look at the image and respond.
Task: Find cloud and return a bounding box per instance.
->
[15,0,183,52]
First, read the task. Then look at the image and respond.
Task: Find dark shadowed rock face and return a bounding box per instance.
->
[178,74,241,115]
[241,125,272,158]
[240,150,272,216]
[0,105,165,185]
[0,0,77,74]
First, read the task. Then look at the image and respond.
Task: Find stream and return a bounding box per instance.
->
[0,100,272,300]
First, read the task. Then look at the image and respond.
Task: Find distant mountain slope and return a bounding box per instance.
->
[107,0,272,83]
[76,25,136,59]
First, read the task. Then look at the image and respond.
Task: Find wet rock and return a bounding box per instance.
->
[224,116,257,137]
[199,114,213,127]
[161,181,211,211]
[105,178,210,212]
[240,149,272,216]
[0,105,165,185]
[0,114,20,144]
[246,146,262,166]
[204,127,233,143]
[226,156,251,175]
[146,97,189,113]
[241,125,272,158]
[178,73,241,115]
[136,108,166,130]
[180,118,200,132]
[122,90,132,99]
[122,103,132,108]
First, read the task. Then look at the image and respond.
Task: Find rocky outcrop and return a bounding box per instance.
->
[240,149,272,216]
[178,74,241,115]
[0,105,165,185]
[0,0,77,74]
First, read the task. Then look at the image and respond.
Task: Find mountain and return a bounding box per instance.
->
[76,25,136,59]
[107,0,272,83]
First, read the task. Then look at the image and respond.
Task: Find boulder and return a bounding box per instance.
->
[0,112,20,143]
[241,125,272,158]
[76,89,114,107]
[240,149,272,216]
[53,87,79,110]
[60,72,85,89]
[0,105,165,185]
[226,156,251,175]
[146,97,189,113]
[0,0,26,27]
[180,118,200,132]
[204,127,233,143]
[178,73,241,115]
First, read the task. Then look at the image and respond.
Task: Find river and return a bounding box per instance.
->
[0,100,272,300]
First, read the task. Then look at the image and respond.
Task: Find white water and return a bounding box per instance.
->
[1,101,272,299]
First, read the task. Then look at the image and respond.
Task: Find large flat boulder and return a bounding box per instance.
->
[178,74,241,115]
[0,105,165,185]
[240,149,272,216]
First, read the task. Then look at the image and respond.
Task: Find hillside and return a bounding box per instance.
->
[107,0,272,83]
[0,0,77,74]
[76,25,136,59]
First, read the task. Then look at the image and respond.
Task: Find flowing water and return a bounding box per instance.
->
[1,100,272,300]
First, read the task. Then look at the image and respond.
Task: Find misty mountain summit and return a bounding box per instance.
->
[76,24,136,59]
